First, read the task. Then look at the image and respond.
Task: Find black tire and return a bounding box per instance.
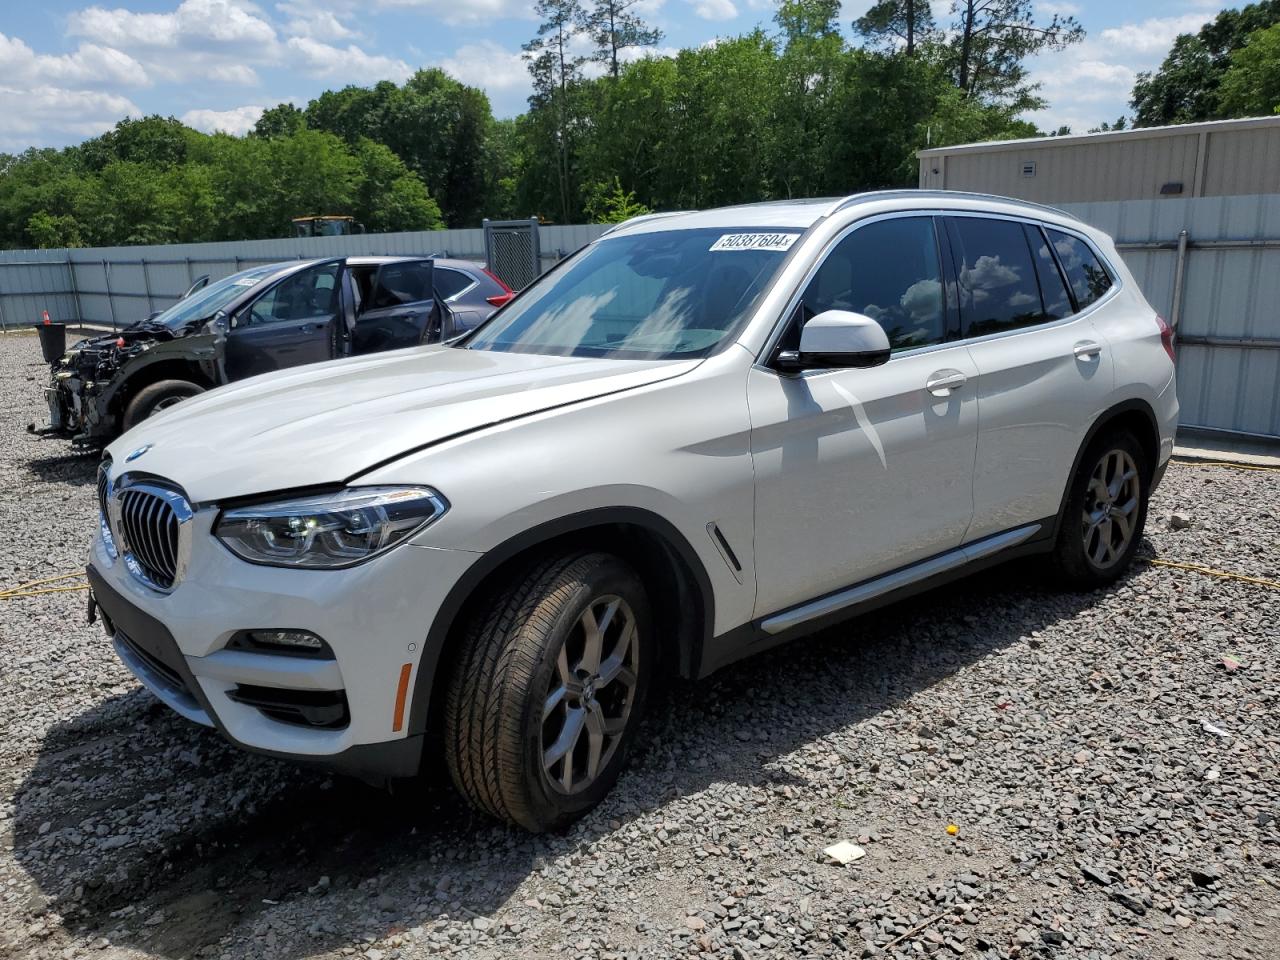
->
[1050,429,1149,589]
[122,379,205,431]
[444,552,652,832]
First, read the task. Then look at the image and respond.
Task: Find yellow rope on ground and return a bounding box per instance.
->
[1171,457,1280,473]
[1148,557,1280,592]
[0,570,86,599]
[0,584,90,600]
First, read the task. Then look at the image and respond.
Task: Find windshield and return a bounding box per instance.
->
[464,227,800,360]
[154,264,280,329]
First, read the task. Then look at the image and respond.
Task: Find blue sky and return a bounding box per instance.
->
[0,0,1235,153]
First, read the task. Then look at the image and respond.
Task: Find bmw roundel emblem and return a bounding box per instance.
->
[125,443,153,462]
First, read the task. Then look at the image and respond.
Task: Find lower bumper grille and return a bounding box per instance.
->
[118,628,192,698]
[227,685,350,729]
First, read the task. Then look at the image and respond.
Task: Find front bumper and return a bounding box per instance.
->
[89,515,480,781]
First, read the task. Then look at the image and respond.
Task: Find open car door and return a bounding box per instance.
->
[350,258,437,354]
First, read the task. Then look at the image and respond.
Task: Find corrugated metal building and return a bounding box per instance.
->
[917,116,1280,204]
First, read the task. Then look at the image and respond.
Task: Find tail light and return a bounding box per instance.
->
[482,268,515,308]
[1155,314,1175,363]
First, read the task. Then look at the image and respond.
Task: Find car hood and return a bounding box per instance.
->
[106,346,699,502]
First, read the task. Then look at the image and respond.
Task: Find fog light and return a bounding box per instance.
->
[249,629,324,650]
[228,629,333,658]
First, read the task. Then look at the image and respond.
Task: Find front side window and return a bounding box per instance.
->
[1047,229,1113,310]
[465,228,799,360]
[246,262,340,326]
[948,217,1048,337]
[799,216,946,351]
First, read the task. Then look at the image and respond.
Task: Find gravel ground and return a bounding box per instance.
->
[1,331,1277,960]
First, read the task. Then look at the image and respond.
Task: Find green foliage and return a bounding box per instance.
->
[1131,1,1280,126]
[1217,22,1280,115]
[252,103,306,138]
[584,177,651,223]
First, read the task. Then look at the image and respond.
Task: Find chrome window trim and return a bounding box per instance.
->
[754,207,1123,369]
[436,267,478,303]
[107,474,195,594]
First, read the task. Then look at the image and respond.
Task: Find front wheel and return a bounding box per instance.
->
[121,379,205,431]
[444,552,652,832]
[1050,429,1149,588]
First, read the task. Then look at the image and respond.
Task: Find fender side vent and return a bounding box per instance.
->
[707,521,743,580]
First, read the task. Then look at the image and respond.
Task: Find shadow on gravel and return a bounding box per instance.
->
[10,556,1116,958]
[24,449,100,486]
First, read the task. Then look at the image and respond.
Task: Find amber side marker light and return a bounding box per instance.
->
[392,663,413,732]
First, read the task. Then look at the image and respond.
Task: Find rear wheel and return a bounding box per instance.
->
[122,379,205,431]
[444,552,652,832]
[1050,429,1148,588]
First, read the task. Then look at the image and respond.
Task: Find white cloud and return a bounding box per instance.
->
[0,33,149,88]
[285,36,412,84]
[276,0,358,40]
[441,41,527,92]
[693,0,738,20]
[1037,1,1081,15]
[66,0,281,86]
[181,104,265,135]
[0,85,141,152]
[1098,14,1213,55]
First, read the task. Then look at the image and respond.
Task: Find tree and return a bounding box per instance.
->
[1217,23,1280,116]
[352,138,444,232]
[947,0,1084,109]
[252,103,306,138]
[81,116,193,171]
[586,0,662,79]
[523,0,590,222]
[584,177,651,222]
[1131,1,1280,126]
[854,0,937,56]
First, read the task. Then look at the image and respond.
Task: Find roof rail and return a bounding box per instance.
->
[832,189,1079,223]
[599,210,695,237]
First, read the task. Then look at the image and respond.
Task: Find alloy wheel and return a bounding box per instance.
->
[1080,448,1140,569]
[541,595,639,795]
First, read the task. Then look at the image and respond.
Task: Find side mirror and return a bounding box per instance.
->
[777,310,891,371]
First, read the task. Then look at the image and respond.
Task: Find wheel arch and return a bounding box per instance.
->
[109,357,215,417]
[407,507,716,739]
[1052,398,1161,540]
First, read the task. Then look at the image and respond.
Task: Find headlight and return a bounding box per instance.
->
[214,486,447,568]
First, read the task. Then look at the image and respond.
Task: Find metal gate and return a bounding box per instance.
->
[483,218,541,291]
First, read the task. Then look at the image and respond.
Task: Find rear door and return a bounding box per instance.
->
[223,260,342,380]
[352,259,435,353]
[946,216,1116,540]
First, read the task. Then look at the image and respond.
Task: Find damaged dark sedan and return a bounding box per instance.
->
[33,255,513,446]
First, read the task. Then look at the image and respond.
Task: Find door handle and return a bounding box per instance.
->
[925,370,968,397]
[1073,340,1102,360]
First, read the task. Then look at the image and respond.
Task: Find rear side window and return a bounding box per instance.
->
[1047,229,1113,310]
[372,262,432,308]
[1026,225,1074,320]
[801,216,946,351]
[434,267,473,300]
[948,217,1047,337]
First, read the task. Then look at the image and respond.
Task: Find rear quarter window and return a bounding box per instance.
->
[1047,229,1113,310]
[948,217,1049,337]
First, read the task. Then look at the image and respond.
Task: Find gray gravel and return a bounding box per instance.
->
[1,331,1277,960]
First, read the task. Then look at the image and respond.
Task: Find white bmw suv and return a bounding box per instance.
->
[90,191,1178,831]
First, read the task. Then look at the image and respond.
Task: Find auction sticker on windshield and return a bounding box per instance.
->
[710,233,799,252]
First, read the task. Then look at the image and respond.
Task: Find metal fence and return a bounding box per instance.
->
[0,223,608,334]
[2,197,1278,438]
[1059,194,1280,440]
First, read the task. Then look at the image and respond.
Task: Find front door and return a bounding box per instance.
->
[942,217,1117,541]
[224,261,342,380]
[351,259,435,354]
[748,215,979,618]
